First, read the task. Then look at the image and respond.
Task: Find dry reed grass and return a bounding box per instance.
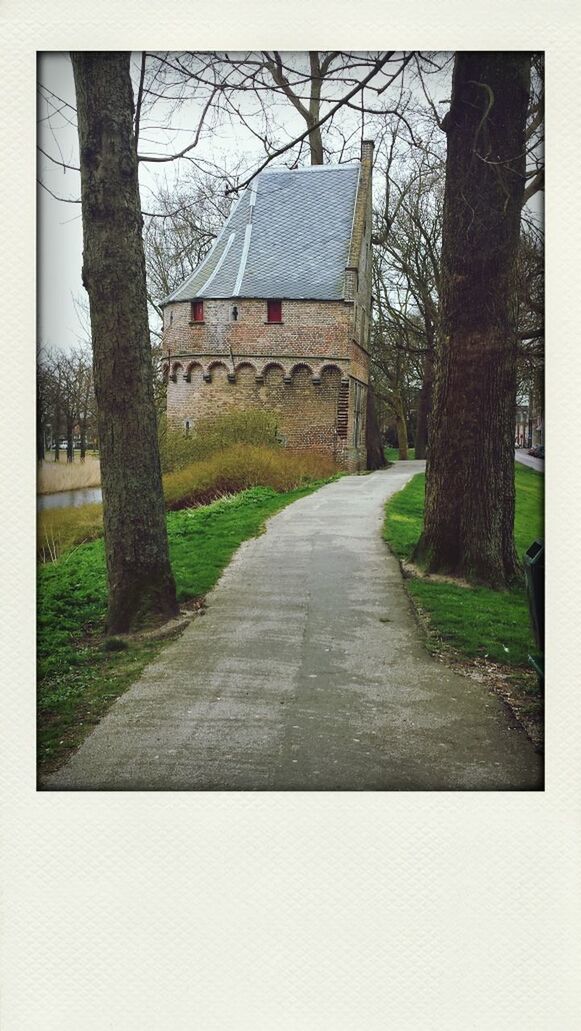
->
[38,455,101,494]
[163,444,338,509]
[37,443,339,561]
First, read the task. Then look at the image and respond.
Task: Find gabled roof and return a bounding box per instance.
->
[163,162,361,304]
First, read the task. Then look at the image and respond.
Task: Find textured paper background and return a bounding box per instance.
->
[1,3,580,1027]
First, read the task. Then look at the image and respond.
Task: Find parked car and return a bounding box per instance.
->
[527,445,544,459]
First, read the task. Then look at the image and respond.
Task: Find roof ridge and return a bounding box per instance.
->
[260,162,359,175]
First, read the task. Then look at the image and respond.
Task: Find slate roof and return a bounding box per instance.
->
[162,163,361,304]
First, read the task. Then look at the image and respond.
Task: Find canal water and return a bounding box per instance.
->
[37,486,103,511]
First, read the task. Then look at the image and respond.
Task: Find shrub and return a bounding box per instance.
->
[163,443,339,509]
[158,409,280,473]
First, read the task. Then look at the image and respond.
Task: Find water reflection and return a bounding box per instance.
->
[37,486,102,511]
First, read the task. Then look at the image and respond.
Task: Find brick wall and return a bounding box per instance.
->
[162,298,352,362]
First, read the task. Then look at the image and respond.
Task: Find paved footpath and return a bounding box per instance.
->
[515,450,544,473]
[47,463,542,791]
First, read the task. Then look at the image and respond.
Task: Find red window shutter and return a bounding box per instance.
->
[192,300,204,322]
[267,300,282,323]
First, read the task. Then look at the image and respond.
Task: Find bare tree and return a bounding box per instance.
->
[143,170,231,328]
[137,51,418,188]
[372,136,444,458]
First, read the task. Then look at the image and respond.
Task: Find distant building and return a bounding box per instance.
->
[529,368,544,446]
[515,404,528,446]
[161,141,374,470]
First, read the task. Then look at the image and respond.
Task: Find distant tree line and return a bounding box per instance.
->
[37,345,97,462]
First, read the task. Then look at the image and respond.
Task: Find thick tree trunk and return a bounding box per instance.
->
[415,52,530,587]
[365,382,386,470]
[72,52,178,632]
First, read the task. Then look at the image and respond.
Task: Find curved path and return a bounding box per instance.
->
[47,463,542,791]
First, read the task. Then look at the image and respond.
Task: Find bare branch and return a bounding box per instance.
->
[38,146,80,173]
[37,179,80,204]
[522,168,544,206]
[226,52,396,194]
[138,86,217,163]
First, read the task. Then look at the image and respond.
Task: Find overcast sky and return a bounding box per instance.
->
[38,52,453,352]
[38,52,540,355]
[38,52,279,352]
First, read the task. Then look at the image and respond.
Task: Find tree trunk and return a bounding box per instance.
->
[37,381,45,462]
[365,382,386,469]
[80,419,87,463]
[415,52,530,587]
[307,53,324,165]
[393,392,408,460]
[414,349,434,461]
[72,51,178,632]
[66,418,74,463]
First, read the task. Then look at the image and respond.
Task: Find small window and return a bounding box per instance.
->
[231,305,239,322]
[267,299,282,323]
[191,300,204,323]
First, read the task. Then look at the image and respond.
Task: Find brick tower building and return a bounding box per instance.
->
[161,140,373,470]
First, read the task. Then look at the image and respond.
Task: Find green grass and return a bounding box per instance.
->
[383,464,544,668]
[385,447,416,462]
[38,482,329,777]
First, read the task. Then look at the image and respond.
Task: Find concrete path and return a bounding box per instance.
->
[47,463,542,791]
[515,450,544,473]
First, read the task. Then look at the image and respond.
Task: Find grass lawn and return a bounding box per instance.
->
[38,483,328,777]
[385,447,416,462]
[383,464,544,740]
